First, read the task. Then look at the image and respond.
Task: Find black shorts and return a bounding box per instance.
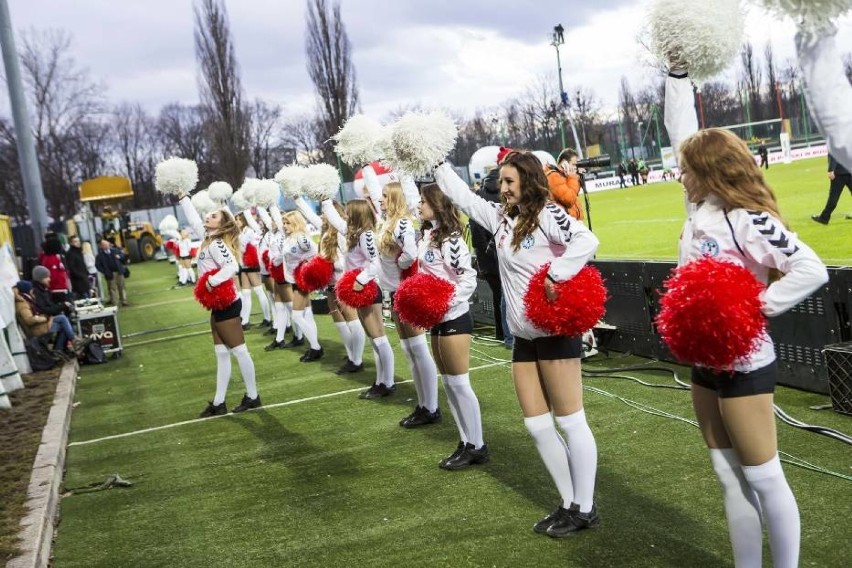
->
[691,361,778,398]
[512,335,583,363]
[431,312,474,337]
[371,287,383,305]
[212,299,242,322]
[239,266,260,274]
[179,255,192,260]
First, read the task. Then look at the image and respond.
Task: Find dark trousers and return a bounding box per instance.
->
[481,273,505,342]
[760,156,769,169]
[630,173,639,186]
[818,174,852,221]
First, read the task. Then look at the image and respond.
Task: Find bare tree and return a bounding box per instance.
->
[246,99,283,178]
[764,41,780,120]
[157,103,214,185]
[112,103,166,208]
[194,0,250,186]
[282,113,325,164]
[740,42,763,123]
[305,0,359,164]
[0,120,27,222]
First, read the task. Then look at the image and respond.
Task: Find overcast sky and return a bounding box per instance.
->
[4,0,852,122]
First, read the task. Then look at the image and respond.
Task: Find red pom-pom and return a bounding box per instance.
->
[656,257,766,369]
[297,256,335,292]
[261,250,272,273]
[335,269,379,308]
[190,247,198,257]
[165,241,176,255]
[242,243,259,268]
[269,262,285,283]
[523,264,607,337]
[401,259,419,281]
[194,270,238,311]
[395,272,454,329]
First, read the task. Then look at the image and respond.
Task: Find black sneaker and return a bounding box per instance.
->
[533,505,566,534]
[199,401,227,418]
[546,503,600,538]
[263,327,277,336]
[359,383,393,399]
[259,319,271,328]
[241,322,252,330]
[811,214,829,225]
[233,394,262,413]
[399,406,424,427]
[335,360,364,375]
[439,441,466,468]
[402,407,441,429]
[283,337,305,348]
[440,442,489,471]
[301,347,324,362]
[264,340,285,351]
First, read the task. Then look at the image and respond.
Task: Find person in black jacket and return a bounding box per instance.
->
[757,143,769,169]
[627,159,639,186]
[65,236,91,299]
[95,239,130,306]
[812,153,852,224]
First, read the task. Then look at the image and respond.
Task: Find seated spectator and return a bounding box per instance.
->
[31,265,72,316]
[14,280,81,357]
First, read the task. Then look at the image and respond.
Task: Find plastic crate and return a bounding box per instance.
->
[823,342,852,416]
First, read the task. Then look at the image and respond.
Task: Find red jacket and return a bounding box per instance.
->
[39,252,71,292]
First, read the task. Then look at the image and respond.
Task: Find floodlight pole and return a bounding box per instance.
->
[551,25,582,158]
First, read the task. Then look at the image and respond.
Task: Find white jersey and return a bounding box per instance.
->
[322,199,378,274]
[434,163,599,340]
[179,196,239,304]
[357,217,417,292]
[239,226,258,267]
[418,226,477,323]
[177,238,193,258]
[680,194,829,372]
[282,232,317,284]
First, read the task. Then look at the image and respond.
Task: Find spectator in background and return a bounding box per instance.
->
[638,159,649,184]
[628,159,639,186]
[95,239,129,306]
[39,233,71,301]
[545,148,585,220]
[617,162,627,188]
[81,241,99,295]
[31,265,72,316]
[812,153,852,225]
[65,236,90,299]
[14,280,81,358]
[758,142,769,169]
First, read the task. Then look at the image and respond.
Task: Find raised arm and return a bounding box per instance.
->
[433,163,501,235]
[362,164,385,221]
[664,70,699,165]
[179,196,205,240]
[243,209,261,234]
[400,175,421,218]
[295,197,324,231]
[321,199,347,234]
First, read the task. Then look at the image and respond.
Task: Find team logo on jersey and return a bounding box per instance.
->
[699,238,720,257]
[521,235,535,250]
[290,246,297,254]
[424,250,435,263]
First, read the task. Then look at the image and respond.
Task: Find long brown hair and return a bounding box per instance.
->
[420,183,463,246]
[501,151,549,251]
[345,199,375,250]
[320,200,345,262]
[378,182,412,256]
[679,128,783,220]
[201,207,241,263]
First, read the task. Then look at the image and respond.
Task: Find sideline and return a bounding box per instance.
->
[68,361,508,447]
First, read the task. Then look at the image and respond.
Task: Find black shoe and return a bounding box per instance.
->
[399,406,424,427]
[546,504,600,538]
[241,322,252,330]
[263,327,277,336]
[335,359,362,375]
[533,505,565,534]
[440,442,489,471]
[283,337,305,348]
[233,394,262,413]
[359,383,393,399]
[264,340,285,351]
[439,442,467,468]
[811,214,829,225]
[402,407,441,428]
[300,347,324,362]
[199,401,227,418]
[259,319,271,328]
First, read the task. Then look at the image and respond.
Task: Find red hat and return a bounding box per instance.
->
[496,146,513,165]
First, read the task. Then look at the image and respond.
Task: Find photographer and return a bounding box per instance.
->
[545,148,585,220]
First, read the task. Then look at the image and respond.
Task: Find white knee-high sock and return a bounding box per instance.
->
[275,302,288,342]
[187,266,196,283]
[230,344,257,400]
[334,321,353,361]
[286,301,301,338]
[347,320,365,365]
[407,335,438,412]
[399,338,423,405]
[267,290,277,326]
[441,375,468,444]
[371,336,395,387]
[292,309,321,350]
[372,346,382,384]
[743,455,800,568]
[213,344,231,405]
[253,285,271,321]
[444,373,483,448]
[178,266,187,285]
[240,289,252,324]
[525,413,574,508]
[555,409,597,513]
[710,449,764,568]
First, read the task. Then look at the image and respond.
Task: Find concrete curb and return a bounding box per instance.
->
[7,360,79,568]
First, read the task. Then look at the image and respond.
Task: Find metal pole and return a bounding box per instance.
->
[553,39,583,158]
[653,105,663,161]
[554,45,567,150]
[799,82,810,146]
[0,0,48,248]
[335,153,345,202]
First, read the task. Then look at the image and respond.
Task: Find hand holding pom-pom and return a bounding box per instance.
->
[395,273,454,329]
[297,256,335,292]
[194,270,238,310]
[332,114,387,167]
[383,111,458,178]
[335,269,379,308]
[301,164,342,201]
[207,181,233,205]
[275,165,306,199]
[524,264,608,337]
[156,157,199,196]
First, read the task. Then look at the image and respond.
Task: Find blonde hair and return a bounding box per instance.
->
[81,241,94,256]
[320,201,345,262]
[679,128,783,220]
[345,199,375,250]
[283,210,308,236]
[378,182,412,256]
[201,207,241,263]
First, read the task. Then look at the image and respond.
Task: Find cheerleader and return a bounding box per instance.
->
[434,152,600,537]
[256,207,278,332]
[177,229,196,286]
[417,183,486,469]
[354,181,441,419]
[265,207,304,350]
[322,198,396,398]
[235,210,271,329]
[281,211,324,362]
[178,194,261,416]
[296,197,366,374]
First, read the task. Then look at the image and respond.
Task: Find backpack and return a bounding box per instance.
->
[25,336,58,371]
[81,339,106,365]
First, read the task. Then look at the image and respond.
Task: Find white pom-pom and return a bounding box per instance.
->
[274,165,305,199]
[231,190,250,211]
[207,181,233,205]
[158,214,179,233]
[238,178,260,206]
[758,0,851,32]
[649,0,745,83]
[383,111,458,178]
[191,190,218,217]
[253,179,281,207]
[332,114,387,167]
[155,157,198,195]
[300,164,341,201]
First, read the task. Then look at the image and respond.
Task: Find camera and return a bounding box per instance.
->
[576,155,611,169]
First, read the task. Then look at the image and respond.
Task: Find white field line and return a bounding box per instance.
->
[68,361,507,447]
